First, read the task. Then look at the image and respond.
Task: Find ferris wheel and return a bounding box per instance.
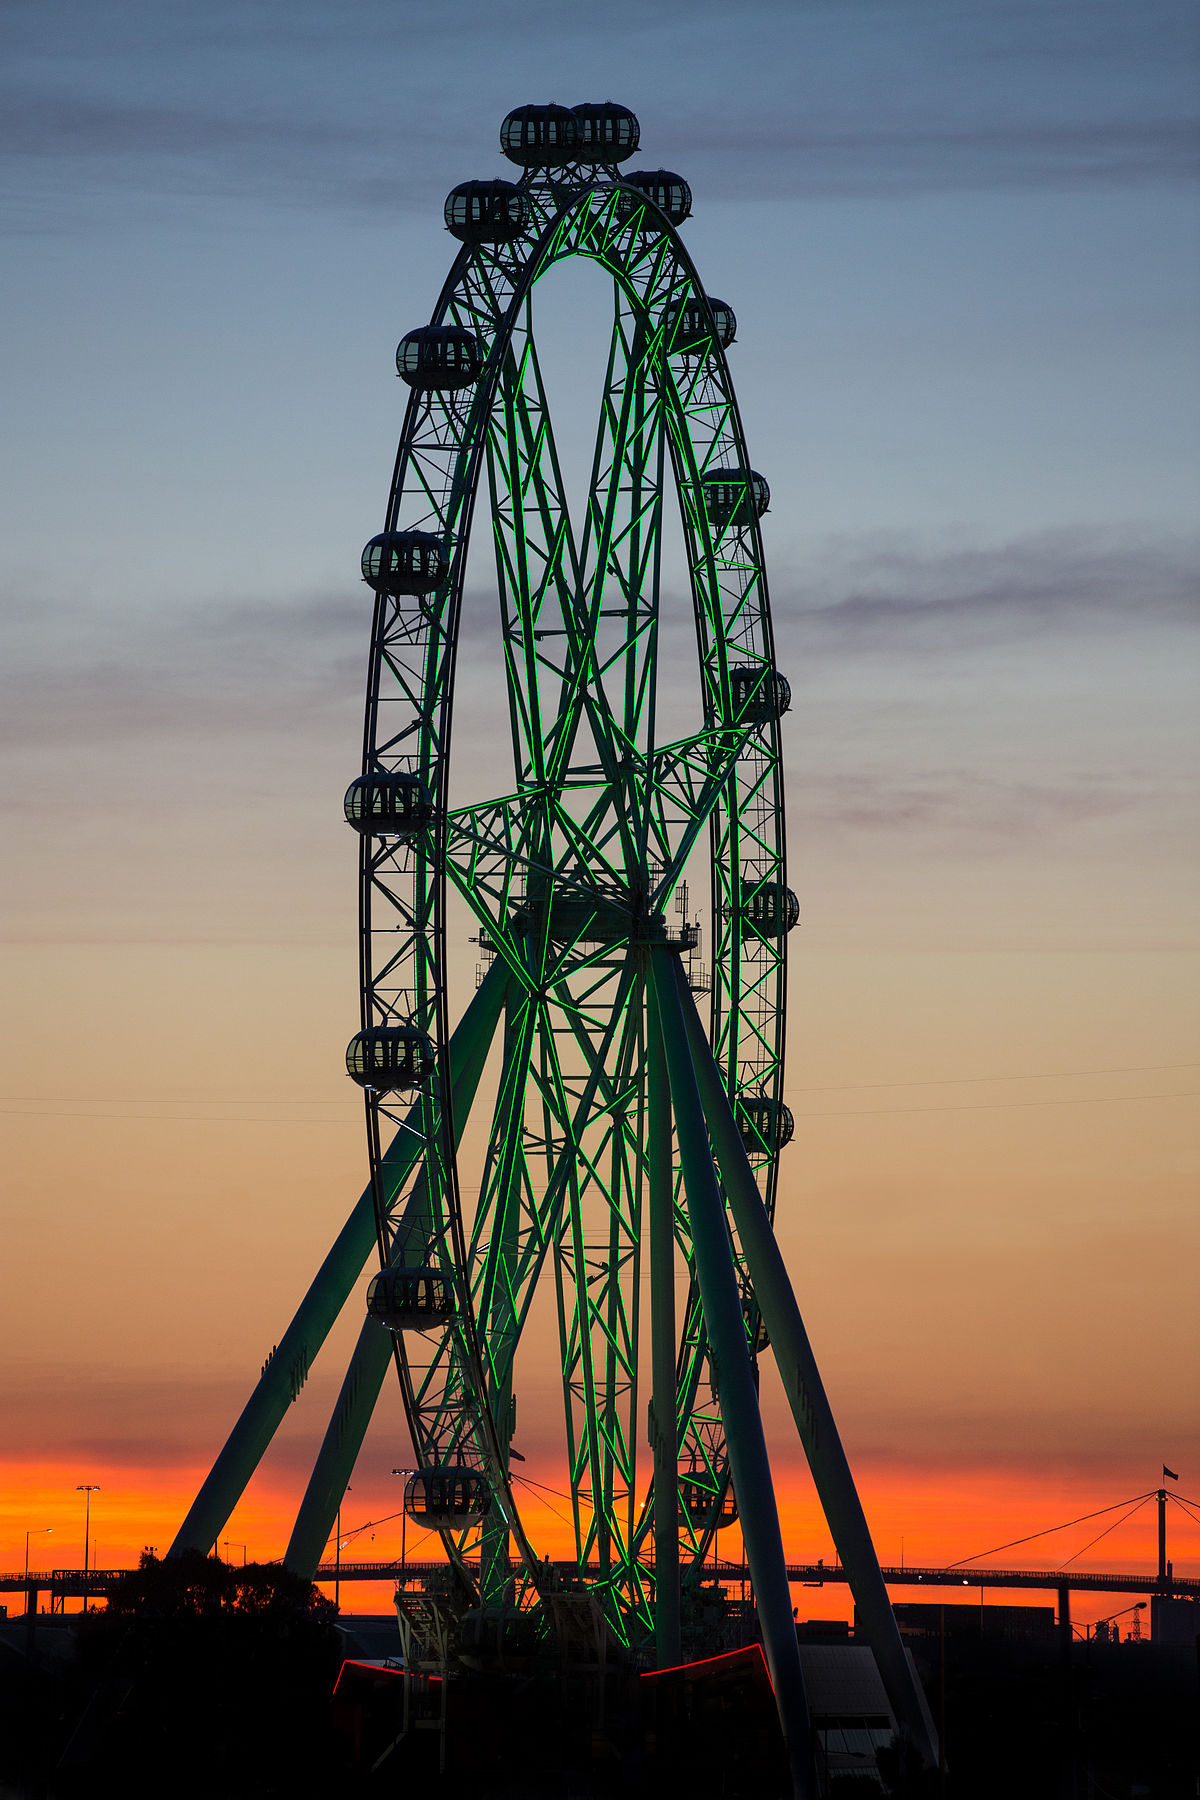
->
[346,98,792,1618]
[171,102,936,1788]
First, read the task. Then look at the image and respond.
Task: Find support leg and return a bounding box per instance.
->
[648,985,681,1667]
[284,964,510,1578]
[284,1314,394,1578]
[170,961,509,1560]
[478,989,535,1608]
[671,955,939,1772]
[650,951,811,1799]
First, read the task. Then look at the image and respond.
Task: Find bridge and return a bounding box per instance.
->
[312,1558,1200,1600]
[268,1555,1200,1653]
[6,1558,1194,1613]
[310,1556,1197,1651]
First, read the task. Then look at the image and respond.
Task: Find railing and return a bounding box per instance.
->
[5,1560,1194,1600]
[306,1558,1200,1599]
[0,1568,136,1597]
[778,1562,1200,1597]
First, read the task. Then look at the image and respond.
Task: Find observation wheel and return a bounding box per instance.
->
[171,101,939,1794]
[346,100,795,1642]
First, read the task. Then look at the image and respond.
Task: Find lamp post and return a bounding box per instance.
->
[392,1469,415,1586]
[334,1485,352,1612]
[222,1540,247,1566]
[24,1526,52,1585]
[22,1526,52,1643]
[24,1525,52,1614]
[76,1485,100,1611]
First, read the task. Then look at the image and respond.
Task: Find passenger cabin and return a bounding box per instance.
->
[404,1466,491,1527]
[701,468,771,527]
[395,325,483,390]
[366,1266,454,1332]
[345,1026,436,1093]
[679,1475,739,1529]
[343,773,433,838]
[500,103,578,167]
[729,664,792,724]
[361,531,447,596]
[738,1095,795,1155]
[621,169,692,225]
[444,179,529,243]
[740,882,801,940]
[571,102,639,161]
[665,295,737,354]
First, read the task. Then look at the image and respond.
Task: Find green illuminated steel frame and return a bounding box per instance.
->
[169,140,938,1790]
[354,172,789,1633]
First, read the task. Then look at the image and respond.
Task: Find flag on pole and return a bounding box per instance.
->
[1163,1464,1179,1481]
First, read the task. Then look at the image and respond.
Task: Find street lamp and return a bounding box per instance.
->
[334,1485,353,1612]
[76,1485,100,1613]
[222,1540,247,1566]
[24,1527,52,1584]
[392,1469,416,1582]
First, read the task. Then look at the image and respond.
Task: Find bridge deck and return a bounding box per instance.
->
[309,1559,1197,1599]
[4,1561,1195,1601]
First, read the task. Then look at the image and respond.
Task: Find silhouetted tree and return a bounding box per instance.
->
[105,1546,335,1620]
[49,1550,343,1797]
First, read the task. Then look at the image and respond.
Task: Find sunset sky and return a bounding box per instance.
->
[2,0,1197,1623]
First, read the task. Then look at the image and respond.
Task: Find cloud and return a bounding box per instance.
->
[0,588,523,773]
[669,116,1199,201]
[804,768,1150,836]
[776,527,1200,652]
[839,1406,1200,1477]
[0,1362,362,1477]
[1,0,1194,224]
[0,587,364,749]
[0,91,355,162]
[766,529,1199,856]
[0,1366,262,1465]
[7,96,1192,217]
[1,528,1194,760]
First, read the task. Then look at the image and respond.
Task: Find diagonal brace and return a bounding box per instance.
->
[670,954,940,1772]
[649,947,811,1799]
[168,960,509,1560]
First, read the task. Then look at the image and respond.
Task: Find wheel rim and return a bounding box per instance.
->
[355,156,792,1644]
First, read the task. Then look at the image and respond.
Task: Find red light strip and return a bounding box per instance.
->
[331,1657,408,1696]
[639,1642,771,1685]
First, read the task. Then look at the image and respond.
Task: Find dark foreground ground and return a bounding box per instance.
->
[1,1605,1196,1798]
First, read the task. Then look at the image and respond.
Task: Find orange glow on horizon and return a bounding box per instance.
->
[5,1454,1195,1631]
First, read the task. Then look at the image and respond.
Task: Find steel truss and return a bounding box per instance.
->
[353,167,793,1632]
[170,115,938,1795]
